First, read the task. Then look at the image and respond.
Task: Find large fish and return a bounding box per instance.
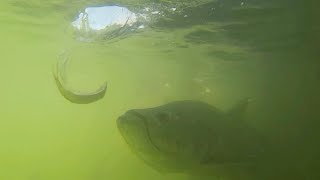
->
[117,99,264,178]
[52,54,107,104]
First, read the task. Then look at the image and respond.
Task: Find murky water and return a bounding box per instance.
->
[0,0,319,179]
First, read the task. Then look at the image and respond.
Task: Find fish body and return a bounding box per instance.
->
[117,99,263,177]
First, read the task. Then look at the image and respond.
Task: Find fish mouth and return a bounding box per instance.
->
[117,110,162,153]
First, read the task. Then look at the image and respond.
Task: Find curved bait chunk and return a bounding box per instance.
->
[53,57,107,104]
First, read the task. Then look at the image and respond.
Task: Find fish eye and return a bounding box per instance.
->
[156,112,170,123]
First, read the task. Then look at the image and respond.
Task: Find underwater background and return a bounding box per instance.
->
[0,0,319,179]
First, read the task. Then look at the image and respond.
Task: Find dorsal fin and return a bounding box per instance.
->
[226,98,251,122]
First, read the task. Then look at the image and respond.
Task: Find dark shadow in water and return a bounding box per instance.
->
[207,50,250,61]
[153,0,315,54]
[184,30,227,44]
[154,0,320,179]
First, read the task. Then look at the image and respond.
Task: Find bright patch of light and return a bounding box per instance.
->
[71,6,138,31]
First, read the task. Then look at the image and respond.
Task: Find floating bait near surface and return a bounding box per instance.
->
[52,53,107,104]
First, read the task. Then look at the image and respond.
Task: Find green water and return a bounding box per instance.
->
[0,0,319,179]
